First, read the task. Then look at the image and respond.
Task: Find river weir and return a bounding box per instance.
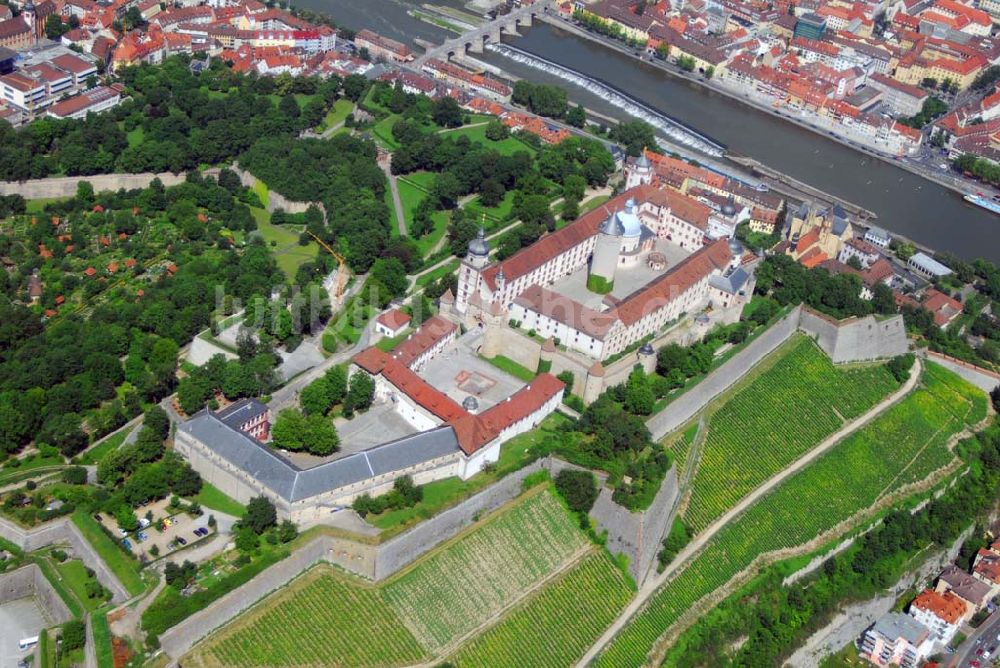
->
[486,43,726,157]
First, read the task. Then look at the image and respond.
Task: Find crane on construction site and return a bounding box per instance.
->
[308,232,349,301]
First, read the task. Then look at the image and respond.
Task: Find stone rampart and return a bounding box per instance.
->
[230,165,326,216]
[646,305,909,440]
[159,536,330,659]
[0,564,74,625]
[646,308,802,440]
[0,173,187,199]
[798,307,907,363]
[0,517,130,603]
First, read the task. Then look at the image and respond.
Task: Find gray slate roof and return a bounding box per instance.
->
[709,267,751,294]
[870,612,929,645]
[178,412,461,502]
[216,398,269,430]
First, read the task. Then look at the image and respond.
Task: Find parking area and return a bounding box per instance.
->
[94,498,213,563]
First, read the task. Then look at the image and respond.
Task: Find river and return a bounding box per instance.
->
[302,0,999,262]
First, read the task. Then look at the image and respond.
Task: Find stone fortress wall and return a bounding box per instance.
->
[157,453,679,661]
[647,305,909,440]
[0,517,130,603]
[0,564,74,626]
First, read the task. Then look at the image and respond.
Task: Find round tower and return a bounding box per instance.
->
[625,152,653,190]
[583,361,605,405]
[637,342,656,375]
[589,211,623,294]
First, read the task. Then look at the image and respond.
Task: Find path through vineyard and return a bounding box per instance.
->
[576,358,923,667]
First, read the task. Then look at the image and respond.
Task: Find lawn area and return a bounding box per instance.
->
[54,558,104,612]
[680,334,900,533]
[0,453,66,486]
[126,126,144,148]
[596,363,982,668]
[372,114,402,149]
[34,557,83,618]
[397,178,426,225]
[26,197,71,214]
[317,98,353,131]
[251,181,270,209]
[252,212,318,279]
[450,550,634,668]
[385,188,400,238]
[401,171,436,191]
[366,412,570,533]
[92,611,113,668]
[397,178,450,256]
[483,354,536,383]
[375,328,413,352]
[71,512,144,597]
[78,428,130,466]
[581,194,610,213]
[382,488,588,651]
[191,481,245,518]
[185,566,427,668]
[441,124,536,157]
[464,190,517,226]
[415,259,460,290]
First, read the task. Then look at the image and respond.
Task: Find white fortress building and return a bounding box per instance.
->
[452,184,758,362]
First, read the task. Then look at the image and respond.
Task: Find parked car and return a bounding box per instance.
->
[93,514,102,522]
[122,539,132,550]
[194,527,208,537]
[176,536,187,546]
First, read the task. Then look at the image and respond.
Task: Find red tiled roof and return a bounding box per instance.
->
[451,373,565,454]
[616,238,732,325]
[911,588,966,624]
[376,308,411,331]
[514,284,618,340]
[390,315,456,367]
[482,186,656,290]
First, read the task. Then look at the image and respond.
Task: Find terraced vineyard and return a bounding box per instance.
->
[383,487,587,651]
[683,335,899,532]
[184,487,590,667]
[597,363,980,668]
[450,551,633,668]
[184,567,426,668]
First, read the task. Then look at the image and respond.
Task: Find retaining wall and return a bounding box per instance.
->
[646,305,909,440]
[373,460,547,579]
[0,517,129,603]
[158,536,330,659]
[231,165,326,216]
[0,173,188,199]
[798,308,908,363]
[0,564,74,626]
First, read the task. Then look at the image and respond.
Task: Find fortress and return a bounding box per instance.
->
[451,181,759,364]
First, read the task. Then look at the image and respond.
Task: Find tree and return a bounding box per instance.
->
[60,620,86,651]
[431,96,464,128]
[304,413,339,456]
[116,506,139,532]
[370,258,408,301]
[62,466,87,485]
[271,409,309,451]
[45,14,68,40]
[300,377,333,415]
[243,496,277,535]
[624,368,655,415]
[566,104,587,128]
[554,469,599,514]
[344,371,375,416]
[485,119,510,141]
[278,519,298,543]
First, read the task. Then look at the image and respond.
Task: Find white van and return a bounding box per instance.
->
[18,636,39,651]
